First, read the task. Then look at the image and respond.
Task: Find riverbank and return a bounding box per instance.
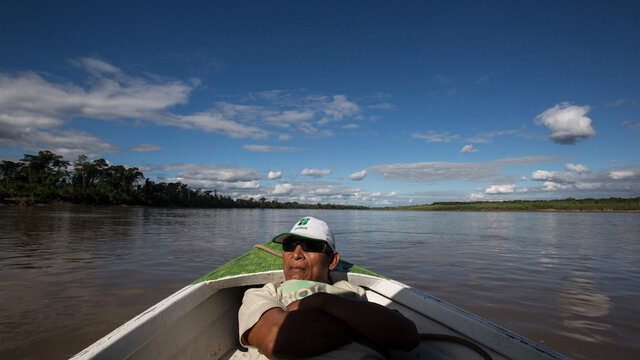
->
[383,197,640,212]
[3,196,640,212]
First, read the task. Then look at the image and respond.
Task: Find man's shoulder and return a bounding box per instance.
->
[331,280,367,299]
[242,282,279,298]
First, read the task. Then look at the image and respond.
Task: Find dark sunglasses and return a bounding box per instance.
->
[282,237,331,253]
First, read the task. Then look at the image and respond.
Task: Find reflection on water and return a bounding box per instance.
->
[559,273,614,344]
[561,276,611,318]
[1,208,639,359]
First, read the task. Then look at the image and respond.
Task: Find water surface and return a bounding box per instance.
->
[1,207,638,359]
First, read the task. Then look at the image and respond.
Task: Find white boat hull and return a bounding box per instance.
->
[72,271,569,360]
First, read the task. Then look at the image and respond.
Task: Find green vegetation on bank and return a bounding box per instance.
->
[385,197,640,212]
[0,150,367,209]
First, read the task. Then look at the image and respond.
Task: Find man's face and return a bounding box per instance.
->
[282,238,339,283]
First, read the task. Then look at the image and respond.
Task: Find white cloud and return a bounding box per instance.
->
[267,171,282,180]
[349,170,367,181]
[575,182,603,190]
[0,128,118,159]
[73,58,123,76]
[248,91,365,130]
[465,129,519,144]
[517,165,640,198]
[297,122,319,135]
[234,193,265,200]
[530,170,550,180]
[387,191,398,197]
[264,110,314,125]
[318,95,360,125]
[460,144,478,153]
[467,193,486,201]
[301,168,332,178]
[242,144,302,152]
[541,181,572,191]
[170,177,260,190]
[342,124,360,129]
[368,156,559,183]
[485,184,517,194]
[278,133,293,141]
[621,121,640,130]
[153,164,263,191]
[609,170,634,180]
[272,183,294,195]
[535,102,596,144]
[564,163,591,173]
[531,170,579,183]
[275,182,364,205]
[412,128,520,145]
[62,60,191,119]
[129,143,164,152]
[314,187,338,195]
[608,98,626,107]
[174,111,269,139]
[412,130,460,143]
[367,103,394,110]
[174,165,258,182]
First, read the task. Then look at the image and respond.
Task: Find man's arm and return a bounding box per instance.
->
[290,292,420,351]
[245,306,354,359]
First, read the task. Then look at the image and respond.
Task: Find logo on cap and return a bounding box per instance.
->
[297,218,310,226]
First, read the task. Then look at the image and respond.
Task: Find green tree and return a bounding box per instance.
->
[20,150,70,201]
[0,160,25,196]
[103,165,144,203]
[71,156,110,203]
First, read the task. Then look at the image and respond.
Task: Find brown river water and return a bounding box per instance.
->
[1,207,639,359]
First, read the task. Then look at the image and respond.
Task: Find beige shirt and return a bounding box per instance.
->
[237,280,384,360]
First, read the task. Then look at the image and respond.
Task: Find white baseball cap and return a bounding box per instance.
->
[272,216,336,251]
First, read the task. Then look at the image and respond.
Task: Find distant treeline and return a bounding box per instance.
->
[0,150,367,209]
[387,198,640,212]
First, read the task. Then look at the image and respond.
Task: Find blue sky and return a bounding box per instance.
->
[1,1,639,206]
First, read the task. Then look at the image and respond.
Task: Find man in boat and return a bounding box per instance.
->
[238,216,419,359]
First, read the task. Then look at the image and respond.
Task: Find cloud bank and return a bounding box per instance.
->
[243,145,303,152]
[367,156,559,184]
[0,58,390,158]
[468,165,640,201]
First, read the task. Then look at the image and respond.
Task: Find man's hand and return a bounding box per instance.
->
[285,292,328,311]
[246,304,354,359]
[285,299,302,312]
[289,292,419,351]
